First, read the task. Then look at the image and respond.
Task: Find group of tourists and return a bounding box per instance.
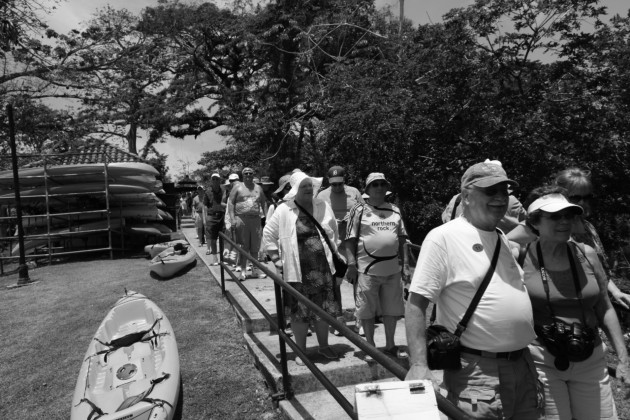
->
[191,160,629,419]
[406,161,629,420]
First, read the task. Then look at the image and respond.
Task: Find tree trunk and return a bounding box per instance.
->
[126,123,138,155]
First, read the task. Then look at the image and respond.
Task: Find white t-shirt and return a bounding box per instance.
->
[409,217,535,352]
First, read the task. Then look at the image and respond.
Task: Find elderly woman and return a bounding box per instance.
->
[508,168,630,309]
[520,186,628,419]
[262,171,343,365]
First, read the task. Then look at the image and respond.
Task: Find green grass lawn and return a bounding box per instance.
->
[0,254,282,420]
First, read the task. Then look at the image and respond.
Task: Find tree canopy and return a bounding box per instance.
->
[2,0,630,254]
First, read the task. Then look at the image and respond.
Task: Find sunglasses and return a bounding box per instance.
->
[542,211,576,221]
[474,185,508,196]
[330,182,344,187]
[370,181,388,187]
[568,194,594,202]
[242,172,254,176]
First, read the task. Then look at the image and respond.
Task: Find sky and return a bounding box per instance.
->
[44,0,630,179]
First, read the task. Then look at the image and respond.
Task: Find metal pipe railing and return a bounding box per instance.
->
[217,232,472,420]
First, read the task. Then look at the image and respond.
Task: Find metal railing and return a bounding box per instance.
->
[217,232,472,420]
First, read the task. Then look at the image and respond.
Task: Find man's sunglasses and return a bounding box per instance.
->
[474,185,508,196]
[242,172,254,176]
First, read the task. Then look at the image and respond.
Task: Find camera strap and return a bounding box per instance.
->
[535,242,589,326]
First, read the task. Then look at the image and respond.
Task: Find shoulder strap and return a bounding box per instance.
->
[517,243,531,268]
[454,230,502,337]
[294,201,336,254]
[450,194,462,221]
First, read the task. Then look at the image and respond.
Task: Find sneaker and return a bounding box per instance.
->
[358,326,365,337]
[295,356,305,366]
[318,346,338,360]
[383,345,409,359]
[234,266,242,272]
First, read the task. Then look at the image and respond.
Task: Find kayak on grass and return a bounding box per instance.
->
[70,290,180,420]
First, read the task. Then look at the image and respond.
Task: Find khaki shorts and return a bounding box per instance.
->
[444,348,543,420]
[354,272,404,320]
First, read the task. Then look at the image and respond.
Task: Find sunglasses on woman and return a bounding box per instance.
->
[541,211,576,221]
[568,194,594,202]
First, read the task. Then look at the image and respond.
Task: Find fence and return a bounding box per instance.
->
[217,232,472,420]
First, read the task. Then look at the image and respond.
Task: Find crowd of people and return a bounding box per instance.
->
[184,161,629,419]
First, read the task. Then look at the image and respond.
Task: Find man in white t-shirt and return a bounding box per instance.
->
[346,172,410,359]
[405,162,540,419]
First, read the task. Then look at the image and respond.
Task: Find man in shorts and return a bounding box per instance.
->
[318,165,364,335]
[203,173,226,264]
[192,186,205,246]
[228,167,268,279]
[405,162,541,419]
[346,172,409,359]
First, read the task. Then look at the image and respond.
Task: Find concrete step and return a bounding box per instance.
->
[279,380,448,420]
[246,319,411,395]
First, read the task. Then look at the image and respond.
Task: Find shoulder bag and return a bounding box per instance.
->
[294,201,348,277]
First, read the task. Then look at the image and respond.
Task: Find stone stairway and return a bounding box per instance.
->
[178,221,445,420]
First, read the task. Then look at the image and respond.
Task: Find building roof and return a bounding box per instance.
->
[25,142,149,167]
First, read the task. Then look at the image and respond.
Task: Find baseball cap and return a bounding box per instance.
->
[461,162,518,189]
[327,166,345,183]
[253,177,261,184]
[527,193,583,215]
[260,176,274,185]
[228,173,239,182]
[365,172,389,189]
[274,174,291,194]
[211,173,221,179]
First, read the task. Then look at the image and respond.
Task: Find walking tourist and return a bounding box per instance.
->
[346,172,409,359]
[405,161,540,419]
[519,186,628,419]
[263,171,343,365]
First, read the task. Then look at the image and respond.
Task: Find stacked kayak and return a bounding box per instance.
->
[70,291,180,420]
[144,239,189,259]
[150,243,196,278]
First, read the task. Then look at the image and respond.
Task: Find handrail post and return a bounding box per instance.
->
[219,235,225,295]
[273,278,291,398]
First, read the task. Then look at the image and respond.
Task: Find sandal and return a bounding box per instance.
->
[318,346,338,360]
[383,345,409,359]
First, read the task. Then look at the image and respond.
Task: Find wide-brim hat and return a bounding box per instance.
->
[364,172,390,190]
[274,174,292,194]
[260,176,274,185]
[527,193,583,215]
[284,172,322,201]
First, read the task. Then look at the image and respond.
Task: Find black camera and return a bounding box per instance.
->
[535,319,595,370]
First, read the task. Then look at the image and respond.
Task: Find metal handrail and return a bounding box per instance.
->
[217,232,472,420]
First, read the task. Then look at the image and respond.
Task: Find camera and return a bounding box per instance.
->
[535,319,595,370]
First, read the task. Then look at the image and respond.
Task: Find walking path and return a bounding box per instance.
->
[177,215,445,419]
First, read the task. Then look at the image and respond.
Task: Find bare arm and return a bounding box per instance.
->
[228,185,239,224]
[593,257,629,382]
[608,280,630,310]
[405,292,438,386]
[345,237,359,283]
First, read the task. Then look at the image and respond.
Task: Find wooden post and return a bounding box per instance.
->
[6,104,32,286]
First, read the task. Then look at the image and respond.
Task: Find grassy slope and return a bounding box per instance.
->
[0,255,282,420]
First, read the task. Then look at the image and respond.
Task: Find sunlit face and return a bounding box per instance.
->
[366,180,388,201]
[242,170,254,181]
[533,210,577,243]
[463,182,509,231]
[295,178,313,202]
[566,181,593,217]
[330,180,345,193]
